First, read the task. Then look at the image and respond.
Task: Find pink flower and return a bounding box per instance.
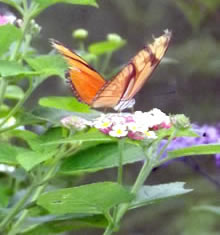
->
[0,12,16,26]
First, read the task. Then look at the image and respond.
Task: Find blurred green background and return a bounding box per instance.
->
[7,0,220,234]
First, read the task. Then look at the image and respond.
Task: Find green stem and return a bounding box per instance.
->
[0,183,35,231]
[115,158,154,225]
[103,224,114,235]
[79,41,85,51]
[0,78,8,107]
[155,131,176,162]
[100,52,112,75]
[22,0,28,12]
[117,139,124,185]
[0,79,33,129]
[115,132,177,225]
[10,1,32,61]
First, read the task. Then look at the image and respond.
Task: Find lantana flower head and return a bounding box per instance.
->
[61,108,171,140]
[61,116,92,130]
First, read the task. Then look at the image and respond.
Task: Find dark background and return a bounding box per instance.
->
[10,0,220,234]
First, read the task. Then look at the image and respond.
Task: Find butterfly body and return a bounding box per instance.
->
[52,30,171,111]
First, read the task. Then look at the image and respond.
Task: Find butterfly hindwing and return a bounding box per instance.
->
[92,30,171,109]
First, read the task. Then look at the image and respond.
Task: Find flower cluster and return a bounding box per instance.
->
[61,116,91,131]
[61,108,171,140]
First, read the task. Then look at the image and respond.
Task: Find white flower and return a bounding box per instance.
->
[93,118,112,129]
[109,124,128,137]
[147,108,171,127]
[127,122,139,132]
[142,130,157,139]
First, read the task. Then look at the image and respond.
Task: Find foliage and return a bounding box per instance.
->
[0,1,219,235]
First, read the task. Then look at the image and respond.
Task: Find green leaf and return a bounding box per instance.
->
[16,111,46,126]
[7,129,38,142]
[21,214,107,234]
[60,143,144,174]
[37,182,134,215]
[39,96,90,113]
[4,85,24,100]
[193,205,220,216]
[16,150,54,171]
[32,0,98,17]
[25,55,67,78]
[88,40,126,56]
[0,60,37,78]
[0,24,22,57]
[168,144,220,159]
[0,183,10,207]
[0,142,28,165]
[0,104,10,118]
[130,182,192,209]
[28,127,64,153]
[30,107,73,125]
[157,126,199,139]
[47,128,114,146]
[7,128,63,154]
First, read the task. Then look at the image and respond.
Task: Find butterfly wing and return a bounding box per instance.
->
[51,40,106,105]
[92,30,171,109]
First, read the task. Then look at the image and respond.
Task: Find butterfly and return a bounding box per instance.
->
[51,30,171,111]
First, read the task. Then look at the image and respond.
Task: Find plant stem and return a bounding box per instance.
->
[115,158,154,225]
[10,1,31,61]
[107,133,177,234]
[0,79,33,129]
[103,224,114,235]
[100,52,112,75]
[0,183,35,231]
[117,139,124,185]
[156,131,176,162]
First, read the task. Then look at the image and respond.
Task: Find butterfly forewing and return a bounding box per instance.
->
[51,40,106,105]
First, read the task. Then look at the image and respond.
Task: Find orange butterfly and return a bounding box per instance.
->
[52,30,171,111]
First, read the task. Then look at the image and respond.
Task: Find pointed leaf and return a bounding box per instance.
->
[60,143,144,174]
[0,60,37,78]
[25,55,67,78]
[88,40,126,55]
[39,96,90,113]
[130,182,192,209]
[0,143,28,165]
[32,0,98,17]
[0,24,22,56]
[16,150,54,171]
[37,182,134,215]
[168,144,220,158]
